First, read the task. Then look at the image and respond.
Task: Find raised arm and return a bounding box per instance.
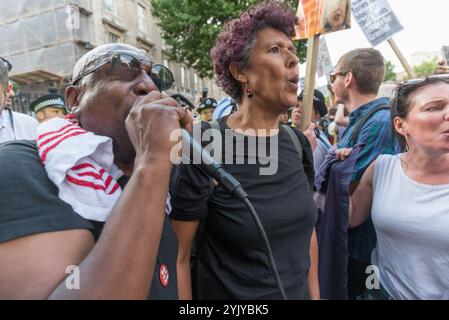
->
[0,92,193,299]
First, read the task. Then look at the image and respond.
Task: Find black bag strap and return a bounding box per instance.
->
[197,121,220,241]
[191,120,220,299]
[207,119,221,195]
[191,121,305,298]
[352,104,390,144]
[202,122,305,199]
[191,121,220,242]
[282,124,303,162]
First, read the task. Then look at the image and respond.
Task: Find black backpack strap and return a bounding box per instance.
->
[352,104,390,144]
[202,120,221,216]
[282,124,303,162]
[191,120,221,299]
[209,120,221,198]
[190,120,221,223]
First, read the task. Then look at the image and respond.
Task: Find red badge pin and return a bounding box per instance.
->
[159,264,169,287]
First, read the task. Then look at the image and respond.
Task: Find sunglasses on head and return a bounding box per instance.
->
[71,53,174,91]
[393,73,449,108]
[396,73,449,97]
[0,57,12,72]
[398,73,449,87]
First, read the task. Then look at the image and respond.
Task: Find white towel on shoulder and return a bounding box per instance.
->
[37,118,123,222]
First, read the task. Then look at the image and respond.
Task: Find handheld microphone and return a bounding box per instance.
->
[171,94,195,110]
[173,94,287,299]
[171,93,247,199]
[180,129,247,200]
[180,128,287,299]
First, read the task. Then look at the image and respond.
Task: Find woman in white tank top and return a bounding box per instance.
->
[349,75,449,299]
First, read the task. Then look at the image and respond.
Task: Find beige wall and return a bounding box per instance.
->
[90,0,223,103]
[1,0,224,104]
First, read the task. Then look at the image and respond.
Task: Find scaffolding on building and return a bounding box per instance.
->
[0,0,93,112]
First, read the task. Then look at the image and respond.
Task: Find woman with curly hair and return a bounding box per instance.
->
[170,1,319,300]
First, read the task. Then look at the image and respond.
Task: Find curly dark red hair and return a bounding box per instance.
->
[210,1,298,104]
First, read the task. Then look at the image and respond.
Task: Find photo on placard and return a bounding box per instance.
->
[320,0,351,33]
[295,0,351,40]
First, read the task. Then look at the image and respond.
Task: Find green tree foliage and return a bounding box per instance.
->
[413,57,438,77]
[383,60,396,82]
[150,0,307,78]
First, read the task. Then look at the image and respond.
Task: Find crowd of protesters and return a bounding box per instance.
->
[0,0,448,300]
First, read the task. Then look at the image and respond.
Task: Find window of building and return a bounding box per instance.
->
[213,83,219,97]
[104,0,117,15]
[137,4,147,33]
[181,66,186,89]
[194,73,199,92]
[187,69,191,91]
[108,32,120,43]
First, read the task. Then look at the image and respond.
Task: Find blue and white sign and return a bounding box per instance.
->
[352,0,403,47]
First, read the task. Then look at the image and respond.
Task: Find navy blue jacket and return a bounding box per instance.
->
[315,145,364,300]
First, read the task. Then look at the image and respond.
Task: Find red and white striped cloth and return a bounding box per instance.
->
[37,118,123,221]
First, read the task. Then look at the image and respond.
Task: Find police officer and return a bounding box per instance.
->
[197,97,217,122]
[0,57,37,143]
[30,94,67,123]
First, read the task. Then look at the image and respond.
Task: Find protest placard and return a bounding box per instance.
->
[352,0,402,47]
[316,37,333,77]
[294,0,351,40]
[352,0,416,77]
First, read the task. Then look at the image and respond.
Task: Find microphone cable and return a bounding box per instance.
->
[241,196,288,300]
[190,163,288,300]
[173,94,287,299]
[179,125,288,300]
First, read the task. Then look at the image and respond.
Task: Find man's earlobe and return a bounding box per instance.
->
[345,72,353,88]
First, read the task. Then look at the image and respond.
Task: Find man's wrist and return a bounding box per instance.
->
[133,155,173,178]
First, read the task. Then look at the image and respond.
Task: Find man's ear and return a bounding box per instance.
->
[344,72,354,89]
[36,111,45,122]
[65,86,81,115]
[229,62,247,84]
[7,82,14,96]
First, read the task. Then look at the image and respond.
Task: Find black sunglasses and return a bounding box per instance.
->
[329,71,349,84]
[0,57,12,72]
[71,53,174,91]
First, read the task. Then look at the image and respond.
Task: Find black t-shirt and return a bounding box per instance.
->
[170,117,317,299]
[0,140,178,300]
